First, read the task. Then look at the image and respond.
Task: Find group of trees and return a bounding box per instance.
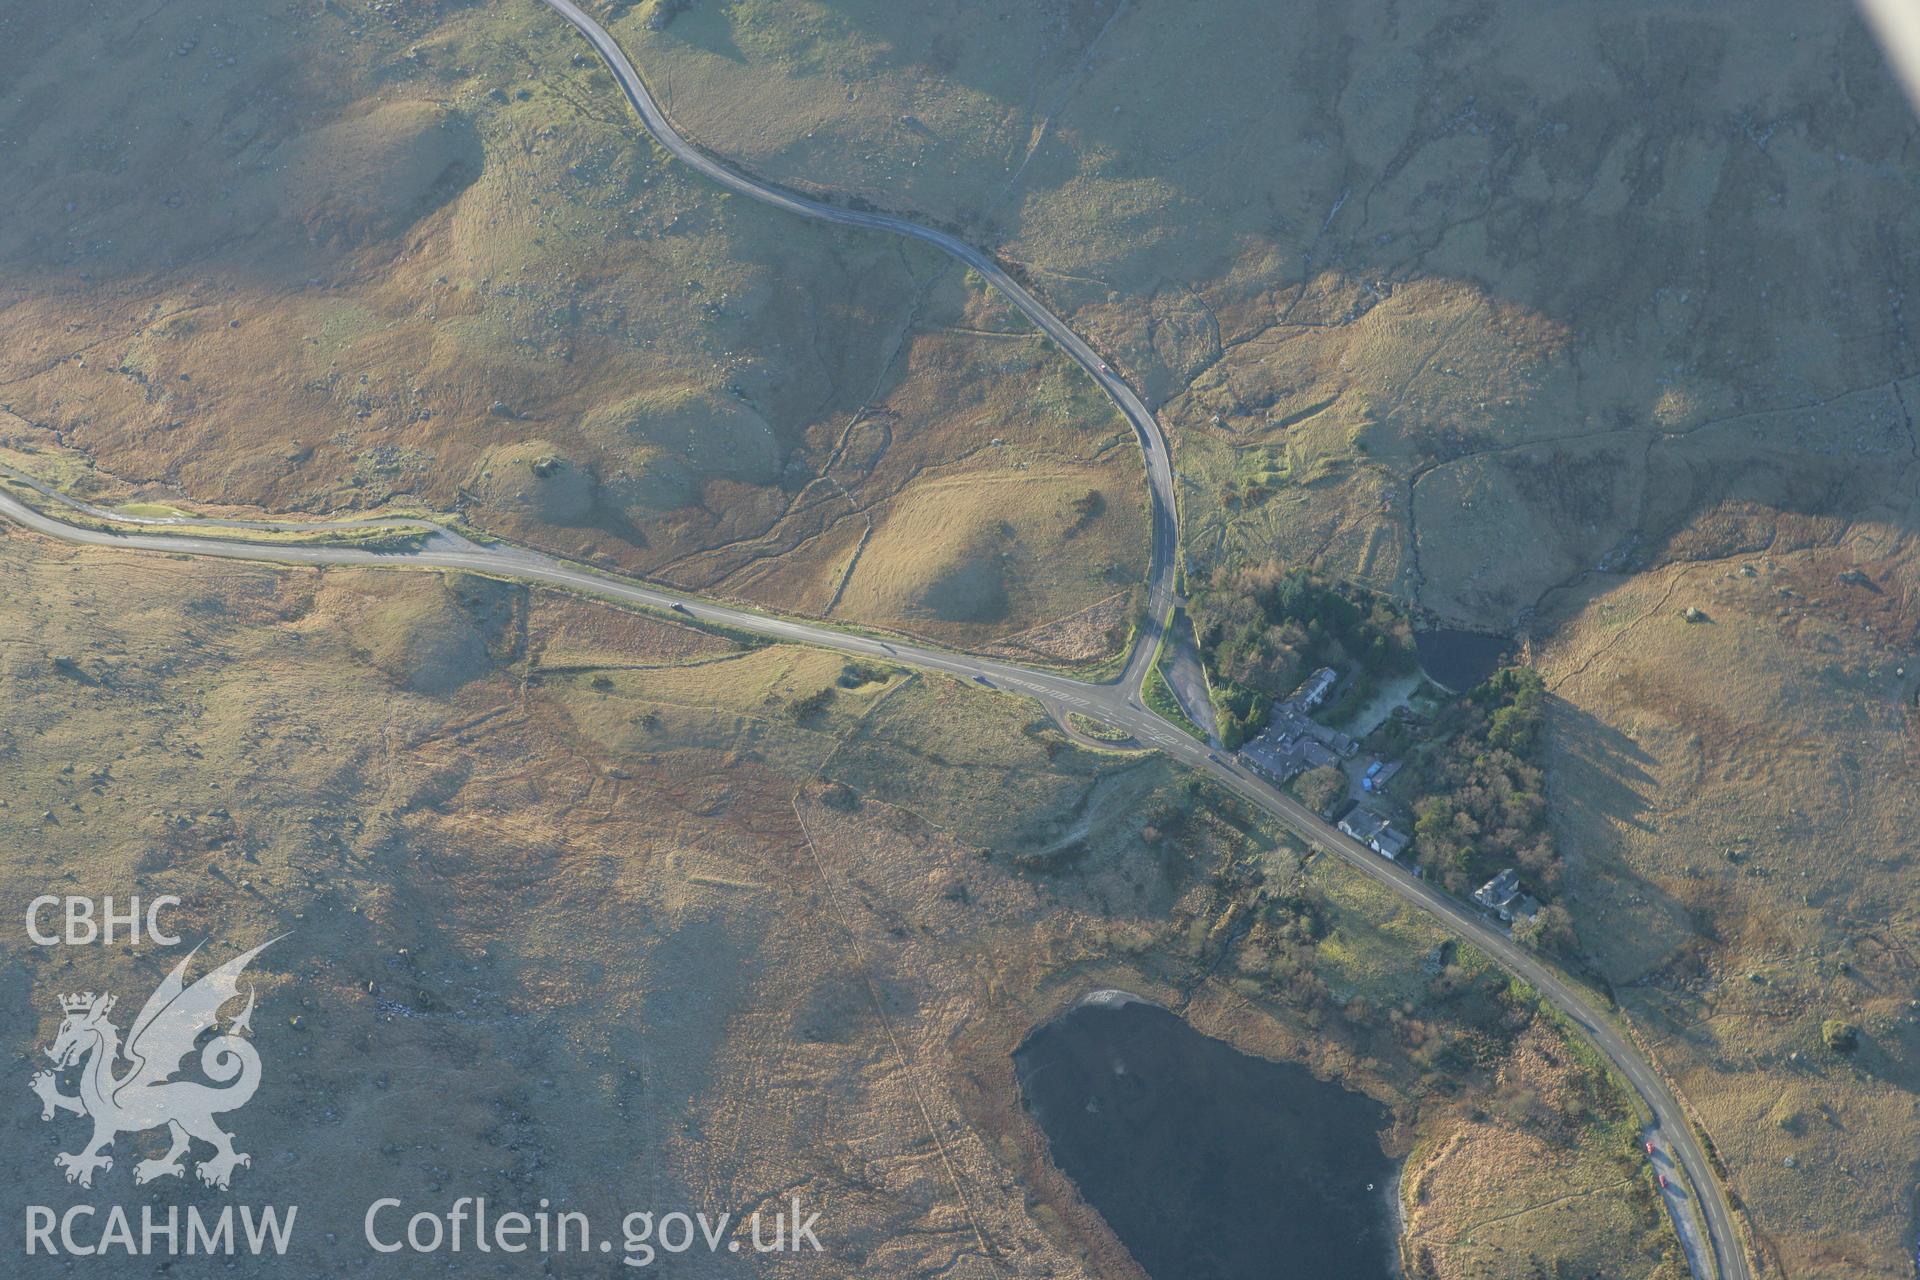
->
[1408,667,1556,897]
[1189,564,1412,747]
[1192,559,1575,949]
[1193,558,1577,954]
[1291,764,1347,816]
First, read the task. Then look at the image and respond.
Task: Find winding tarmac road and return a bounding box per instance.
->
[511,16,1747,1268]
[0,5,1751,1277]
[0,480,1746,1280]
[537,0,1180,700]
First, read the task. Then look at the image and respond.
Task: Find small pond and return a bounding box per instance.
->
[1413,629,1510,692]
[1015,993,1397,1280]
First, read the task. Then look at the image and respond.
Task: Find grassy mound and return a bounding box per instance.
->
[365,594,490,696]
[279,101,481,247]
[839,488,1015,626]
[468,441,597,526]
[582,386,785,517]
[917,554,1011,624]
[832,472,1141,637]
[326,571,514,695]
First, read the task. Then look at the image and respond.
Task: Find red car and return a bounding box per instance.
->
[1645,1141,1655,1156]
[1658,1173,1669,1190]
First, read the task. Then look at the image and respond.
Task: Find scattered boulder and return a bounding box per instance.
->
[1837,568,1879,592]
[1821,1019,1859,1054]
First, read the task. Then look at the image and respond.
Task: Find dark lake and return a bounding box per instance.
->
[1014,993,1397,1280]
[1413,628,1510,692]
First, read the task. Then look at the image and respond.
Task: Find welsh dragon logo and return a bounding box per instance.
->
[29,938,280,1190]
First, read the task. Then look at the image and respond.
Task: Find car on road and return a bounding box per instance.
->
[974,674,992,686]
[1096,361,1109,374]
[1658,1173,1669,1190]
[670,602,689,613]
